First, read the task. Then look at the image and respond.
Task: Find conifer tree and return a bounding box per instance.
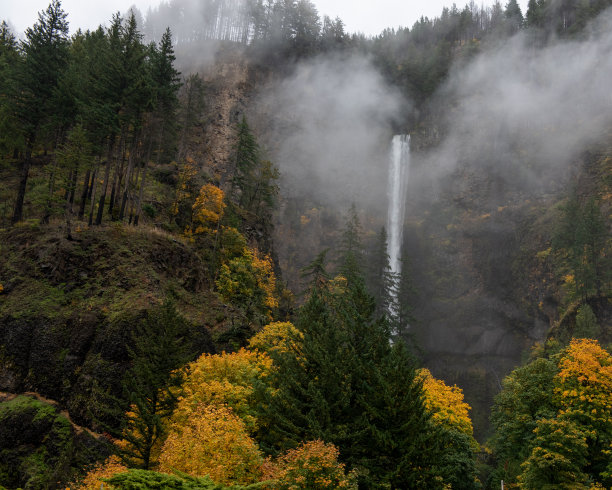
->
[0,21,20,158]
[367,226,398,321]
[504,0,524,33]
[11,0,69,224]
[120,301,194,470]
[258,248,455,486]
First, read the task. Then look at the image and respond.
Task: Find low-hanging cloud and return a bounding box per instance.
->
[419,8,612,199]
[255,54,409,212]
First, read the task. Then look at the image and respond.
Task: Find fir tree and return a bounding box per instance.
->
[120,301,194,470]
[258,250,455,486]
[11,0,69,224]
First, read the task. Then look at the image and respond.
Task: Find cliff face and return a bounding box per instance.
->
[0,225,217,427]
[404,142,612,438]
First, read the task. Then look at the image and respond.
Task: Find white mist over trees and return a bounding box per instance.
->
[416,8,612,196]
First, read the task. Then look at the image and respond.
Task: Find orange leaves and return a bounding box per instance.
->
[192,183,226,232]
[262,440,357,489]
[176,348,273,434]
[248,321,303,356]
[250,249,278,310]
[74,455,126,489]
[159,404,263,485]
[555,339,612,425]
[418,368,474,436]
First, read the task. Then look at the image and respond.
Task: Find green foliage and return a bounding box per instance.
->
[574,303,601,339]
[230,117,279,232]
[105,469,266,489]
[119,300,195,470]
[519,418,590,489]
[489,356,559,482]
[0,396,107,489]
[258,248,475,487]
[490,340,612,487]
[553,195,609,304]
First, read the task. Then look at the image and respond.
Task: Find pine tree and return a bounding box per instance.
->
[258,249,455,486]
[232,116,260,208]
[0,21,20,159]
[367,226,398,321]
[504,0,524,33]
[120,301,194,470]
[11,0,70,224]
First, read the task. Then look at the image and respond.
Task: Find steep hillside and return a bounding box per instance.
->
[405,135,612,438]
[0,223,219,428]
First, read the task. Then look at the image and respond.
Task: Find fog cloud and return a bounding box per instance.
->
[419,9,612,199]
[256,54,409,212]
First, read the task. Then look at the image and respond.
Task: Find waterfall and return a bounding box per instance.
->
[386,135,410,282]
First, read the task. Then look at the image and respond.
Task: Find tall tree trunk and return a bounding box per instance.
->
[12,144,33,225]
[88,167,99,227]
[128,162,142,224]
[133,163,147,227]
[68,166,78,207]
[119,133,139,221]
[108,134,125,219]
[95,141,115,226]
[78,168,92,220]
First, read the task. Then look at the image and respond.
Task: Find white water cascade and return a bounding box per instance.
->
[386,135,411,283]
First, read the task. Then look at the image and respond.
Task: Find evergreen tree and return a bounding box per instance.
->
[11,0,70,224]
[574,303,600,339]
[504,0,524,33]
[232,116,260,207]
[0,21,20,158]
[230,116,280,233]
[258,249,457,486]
[120,301,194,470]
[526,0,546,28]
[338,204,364,281]
[362,341,448,488]
[553,195,608,302]
[367,226,399,322]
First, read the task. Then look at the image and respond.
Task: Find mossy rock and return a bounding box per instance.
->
[0,395,108,489]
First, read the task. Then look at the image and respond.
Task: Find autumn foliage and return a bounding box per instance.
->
[248,321,303,356]
[492,338,612,488]
[74,455,126,489]
[159,404,263,485]
[262,440,357,489]
[174,348,273,434]
[192,184,226,232]
[418,368,474,436]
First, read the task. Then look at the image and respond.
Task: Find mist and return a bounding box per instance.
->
[255,54,409,213]
[416,8,612,202]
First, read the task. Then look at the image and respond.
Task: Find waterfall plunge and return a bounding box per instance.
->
[386,135,410,281]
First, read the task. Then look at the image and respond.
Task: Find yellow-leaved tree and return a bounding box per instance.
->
[73,455,126,489]
[262,440,357,489]
[155,347,275,486]
[518,339,612,488]
[248,321,303,356]
[159,404,263,485]
[418,368,474,437]
[216,247,278,324]
[185,183,226,240]
[172,348,273,434]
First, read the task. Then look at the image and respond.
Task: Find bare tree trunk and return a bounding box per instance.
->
[78,168,92,220]
[133,161,148,227]
[88,167,99,227]
[119,133,140,221]
[12,143,33,225]
[108,134,125,219]
[95,140,115,226]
